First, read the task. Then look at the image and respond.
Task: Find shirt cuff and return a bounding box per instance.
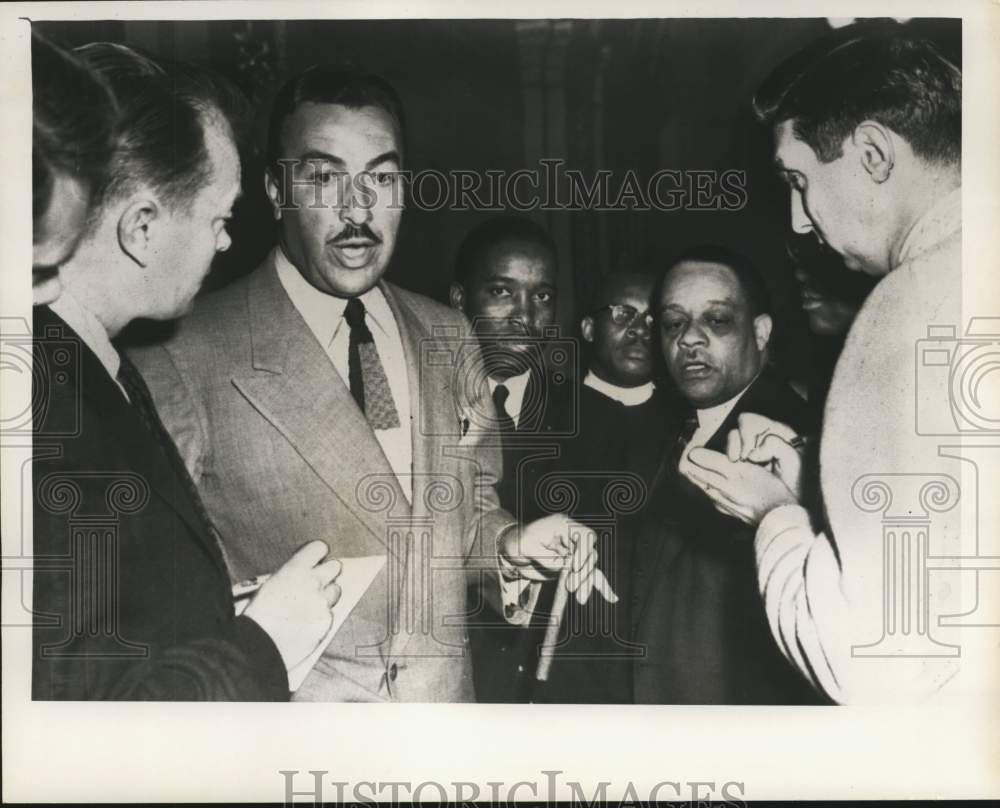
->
[755,503,813,564]
[496,526,541,626]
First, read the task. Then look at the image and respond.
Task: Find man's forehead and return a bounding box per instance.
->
[773,120,813,168]
[661,261,744,305]
[282,101,401,155]
[599,276,654,307]
[476,240,556,279]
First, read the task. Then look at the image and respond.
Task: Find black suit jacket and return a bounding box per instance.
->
[31,306,287,700]
[469,367,576,702]
[630,370,824,704]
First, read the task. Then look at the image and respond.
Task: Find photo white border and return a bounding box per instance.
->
[3,1,998,802]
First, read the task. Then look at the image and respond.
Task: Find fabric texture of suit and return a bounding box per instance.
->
[130,254,513,702]
[630,370,825,704]
[531,384,673,703]
[469,365,575,702]
[32,306,287,700]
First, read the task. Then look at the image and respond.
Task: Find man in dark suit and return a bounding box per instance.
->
[450,215,572,518]
[629,246,823,704]
[32,45,341,700]
[531,271,673,703]
[449,215,575,701]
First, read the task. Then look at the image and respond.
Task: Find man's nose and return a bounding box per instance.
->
[627,317,651,341]
[677,321,707,347]
[339,178,373,226]
[790,188,813,235]
[217,228,232,253]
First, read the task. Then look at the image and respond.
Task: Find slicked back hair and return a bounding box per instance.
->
[266,66,406,174]
[74,42,249,215]
[753,23,961,165]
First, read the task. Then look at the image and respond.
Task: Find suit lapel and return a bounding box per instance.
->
[379,283,452,659]
[230,263,407,557]
[631,372,796,632]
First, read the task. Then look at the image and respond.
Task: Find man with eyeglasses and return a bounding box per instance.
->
[628,245,822,704]
[529,271,673,702]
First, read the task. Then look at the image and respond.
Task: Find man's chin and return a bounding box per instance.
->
[314,263,386,297]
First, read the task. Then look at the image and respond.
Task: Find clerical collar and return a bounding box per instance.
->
[583,370,654,406]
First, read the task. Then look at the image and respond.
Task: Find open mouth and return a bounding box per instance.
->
[330,241,378,267]
[680,359,713,379]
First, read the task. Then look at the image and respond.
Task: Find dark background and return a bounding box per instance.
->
[36,17,960,381]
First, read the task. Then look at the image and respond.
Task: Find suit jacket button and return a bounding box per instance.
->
[388,663,398,682]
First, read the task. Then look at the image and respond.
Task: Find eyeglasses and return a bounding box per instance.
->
[594,304,654,330]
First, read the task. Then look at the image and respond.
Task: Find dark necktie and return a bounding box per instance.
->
[116,352,219,543]
[673,409,700,468]
[492,383,516,434]
[344,297,400,430]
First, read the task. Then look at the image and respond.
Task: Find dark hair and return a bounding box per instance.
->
[266,66,406,173]
[661,244,772,318]
[454,215,557,285]
[753,23,961,165]
[74,42,249,212]
[32,31,118,229]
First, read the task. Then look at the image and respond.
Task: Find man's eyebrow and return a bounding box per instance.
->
[298,150,345,166]
[366,150,401,170]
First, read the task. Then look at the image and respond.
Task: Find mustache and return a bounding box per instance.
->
[329,223,382,245]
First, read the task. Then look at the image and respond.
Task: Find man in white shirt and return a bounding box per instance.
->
[449,215,571,700]
[683,26,994,704]
[133,67,605,702]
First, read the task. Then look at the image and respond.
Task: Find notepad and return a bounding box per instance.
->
[234,554,386,692]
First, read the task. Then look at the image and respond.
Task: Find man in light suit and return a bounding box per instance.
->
[132,67,606,702]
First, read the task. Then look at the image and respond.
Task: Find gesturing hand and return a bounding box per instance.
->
[683,446,800,527]
[725,412,806,499]
[499,514,618,605]
[243,540,342,670]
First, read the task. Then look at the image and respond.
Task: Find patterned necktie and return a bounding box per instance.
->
[492,383,516,434]
[673,409,700,468]
[344,297,400,430]
[116,352,219,544]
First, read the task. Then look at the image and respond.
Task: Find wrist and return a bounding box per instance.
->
[496,522,522,580]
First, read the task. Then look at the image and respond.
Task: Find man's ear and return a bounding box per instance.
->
[853,121,895,184]
[448,282,465,313]
[580,315,595,343]
[753,313,773,352]
[117,198,158,268]
[264,169,283,221]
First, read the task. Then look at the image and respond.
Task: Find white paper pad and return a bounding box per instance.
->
[234,554,386,692]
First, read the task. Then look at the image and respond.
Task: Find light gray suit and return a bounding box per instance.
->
[130,254,514,702]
